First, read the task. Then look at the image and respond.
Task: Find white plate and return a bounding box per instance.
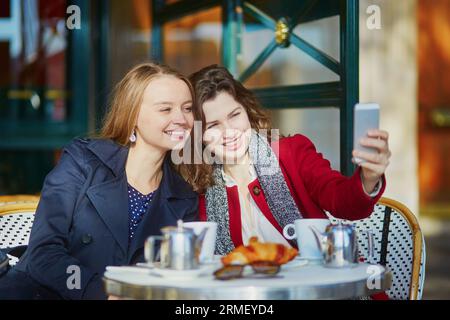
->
[200,255,223,265]
[105,265,152,274]
[295,256,324,265]
[282,258,309,270]
[149,263,217,280]
[136,262,155,269]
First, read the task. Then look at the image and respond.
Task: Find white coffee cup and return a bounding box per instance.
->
[183,221,218,263]
[282,219,330,260]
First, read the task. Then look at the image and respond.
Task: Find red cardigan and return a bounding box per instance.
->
[199,134,386,248]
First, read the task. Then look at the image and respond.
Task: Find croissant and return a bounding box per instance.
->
[221,236,298,266]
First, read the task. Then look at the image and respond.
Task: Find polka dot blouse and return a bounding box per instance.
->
[127,183,156,241]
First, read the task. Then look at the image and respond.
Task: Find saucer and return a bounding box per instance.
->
[295,256,324,265]
[136,262,155,269]
[200,255,223,265]
[282,259,309,270]
[105,265,152,274]
[149,263,217,280]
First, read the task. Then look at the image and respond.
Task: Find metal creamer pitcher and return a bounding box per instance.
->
[145,220,208,270]
[310,222,373,268]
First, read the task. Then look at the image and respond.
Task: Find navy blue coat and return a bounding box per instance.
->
[12,138,199,299]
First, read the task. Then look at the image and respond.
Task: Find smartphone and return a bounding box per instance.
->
[353,103,380,164]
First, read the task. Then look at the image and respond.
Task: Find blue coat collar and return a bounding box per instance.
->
[86,139,196,200]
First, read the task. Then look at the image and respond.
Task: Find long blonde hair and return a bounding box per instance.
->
[99,62,195,145]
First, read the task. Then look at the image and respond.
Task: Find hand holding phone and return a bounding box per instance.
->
[352,103,391,194]
[353,103,380,165]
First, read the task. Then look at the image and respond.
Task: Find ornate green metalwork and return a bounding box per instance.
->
[289,33,340,75]
[275,18,290,48]
[238,39,277,83]
[252,81,341,109]
[150,0,360,176]
[242,2,275,29]
[240,1,341,80]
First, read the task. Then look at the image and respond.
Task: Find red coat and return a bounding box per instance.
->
[199,134,386,248]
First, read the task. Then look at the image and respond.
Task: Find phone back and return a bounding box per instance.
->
[353,103,380,164]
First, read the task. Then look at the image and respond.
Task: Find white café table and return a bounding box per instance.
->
[103,260,392,300]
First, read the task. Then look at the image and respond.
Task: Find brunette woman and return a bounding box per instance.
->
[183,65,390,255]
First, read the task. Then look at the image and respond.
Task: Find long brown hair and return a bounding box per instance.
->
[99,62,194,146]
[179,64,272,193]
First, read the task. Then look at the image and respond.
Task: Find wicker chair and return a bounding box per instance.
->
[0,200,38,266]
[0,195,40,206]
[326,197,426,300]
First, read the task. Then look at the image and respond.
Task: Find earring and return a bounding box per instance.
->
[129,130,137,143]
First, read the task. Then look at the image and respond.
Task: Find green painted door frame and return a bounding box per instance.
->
[153,0,359,176]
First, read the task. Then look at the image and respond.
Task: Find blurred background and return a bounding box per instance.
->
[0,0,448,299]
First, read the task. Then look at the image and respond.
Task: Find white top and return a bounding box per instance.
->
[221,166,292,247]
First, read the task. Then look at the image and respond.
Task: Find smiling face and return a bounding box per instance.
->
[135,75,194,151]
[202,91,252,164]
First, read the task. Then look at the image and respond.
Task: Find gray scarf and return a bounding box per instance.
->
[205,132,303,255]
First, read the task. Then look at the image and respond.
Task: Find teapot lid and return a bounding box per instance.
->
[326,221,354,231]
[161,220,195,235]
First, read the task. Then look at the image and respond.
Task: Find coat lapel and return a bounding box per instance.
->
[226,186,243,247]
[86,172,129,256]
[85,139,130,256]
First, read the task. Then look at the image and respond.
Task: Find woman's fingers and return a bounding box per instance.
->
[356,129,391,182]
[352,150,390,165]
[359,137,388,152]
[367,129,389,140]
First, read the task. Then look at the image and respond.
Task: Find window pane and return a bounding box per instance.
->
[0,0,68,125]
[240,16,340,88]
[109,0,153,84]
[271,107,340,170]
[163,7,222,76]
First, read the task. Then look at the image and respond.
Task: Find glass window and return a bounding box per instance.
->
[241,16,340,88]
[271,107,340,170]
[163,6,222,76]
[0,0,69,127]
[109,0,153,84]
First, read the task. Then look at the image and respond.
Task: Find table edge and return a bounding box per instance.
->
[103,270,393,300]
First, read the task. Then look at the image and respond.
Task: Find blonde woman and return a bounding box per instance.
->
[0,63,198,299]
